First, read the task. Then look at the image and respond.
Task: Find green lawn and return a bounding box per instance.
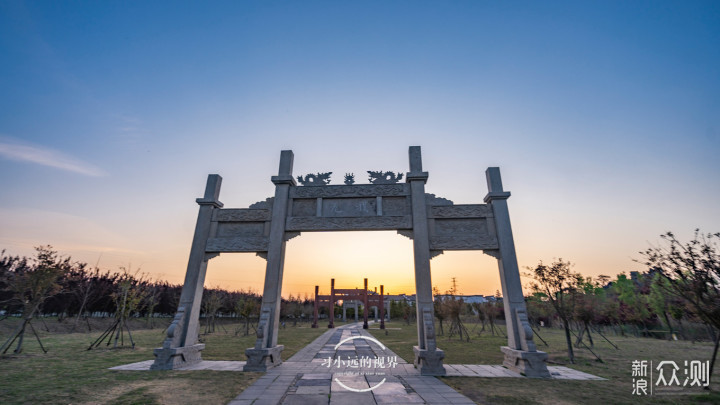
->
[368,321,720,405]
[0,318,325,405]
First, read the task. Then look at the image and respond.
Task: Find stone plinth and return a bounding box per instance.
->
[150,343,205,370]
[413,345,446,376]
[501,346,551,378]
[243,345,284,372]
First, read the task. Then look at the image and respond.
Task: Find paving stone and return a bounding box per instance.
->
[227,400,254,405]
[297,379,332,386]
[111,323,601,405]
[374,393,425,403]
[281,394,329,405]
[303,373,333,379]
[250,400,282,405]
[367,382,406,395]
[296,386,331,395]
[328,392,376,405]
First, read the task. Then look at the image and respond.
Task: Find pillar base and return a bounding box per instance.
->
[501,346,551,378]
[150,343,205,370]
[413,346,446,376]
[243,345,284,372]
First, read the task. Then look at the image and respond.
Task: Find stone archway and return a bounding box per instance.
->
[151,146,550,377]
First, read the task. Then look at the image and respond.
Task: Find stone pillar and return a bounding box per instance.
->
[373,306,378,320]
[244,151,295,372]
[354,302,358,322]
[329,278,335,328]
[363,278,369,329]
[343,302,347,322]
[312,285,319,328]
[485,167,550,378]
[152,174,222,370]
[380,285,386,329]
[407,146,445,375]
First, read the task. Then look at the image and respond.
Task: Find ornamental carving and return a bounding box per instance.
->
[214,209,271,222]
[429,235,499,251]
[425,193,454,206]
[249,197,274,210]
[290,184,409,199]
[205,237,270,252]
[297,172,332,186]
[322,198,376,217]
[396,230,413,240]
[284,232,301,242]
[430,205,491,219]
[291,199,317,217]
[433,219,487,236]
[382,197,409,216]
[368,170,404,184]
[285,216,412,231]
[216,222,265,238]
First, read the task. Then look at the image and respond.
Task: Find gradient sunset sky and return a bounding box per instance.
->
[1,1,718,298]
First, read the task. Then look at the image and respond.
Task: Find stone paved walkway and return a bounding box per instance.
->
[110,322,604,404]
[228,323,476,405]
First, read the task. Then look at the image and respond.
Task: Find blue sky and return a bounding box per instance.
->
[1,1,718,295]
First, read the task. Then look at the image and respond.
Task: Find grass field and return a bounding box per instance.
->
[368,321,720,404]
[0,318,325,404]
[3,317,719,405]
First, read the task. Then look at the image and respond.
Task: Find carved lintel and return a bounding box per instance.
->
[206,237,269,252]
[433,218,488,236]
[483,249,501,259]
[284,231,300,242]
[425,193,453,206]
[286,216,412,231]
[204,252,220,261]
[430,250,444,259]
[213,208,271,222]
[249,197,274,209]
[397,230,413,240]
[429,204,491,219]
[290,184,409,199]
[256,252,268,260]
[429,236,499,251]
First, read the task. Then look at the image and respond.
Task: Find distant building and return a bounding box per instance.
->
[434,294,498,304]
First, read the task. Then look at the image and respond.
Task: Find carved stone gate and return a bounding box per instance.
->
[151,146,550,377]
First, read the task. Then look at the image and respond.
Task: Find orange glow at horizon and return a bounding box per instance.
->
[203,231,504,299]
